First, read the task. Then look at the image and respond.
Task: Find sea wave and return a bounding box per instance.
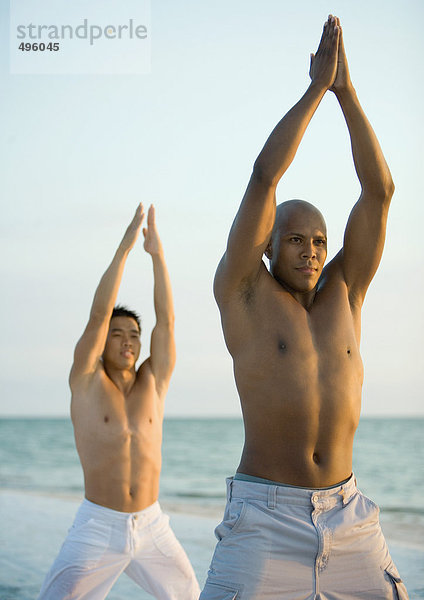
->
[380,505,424,516]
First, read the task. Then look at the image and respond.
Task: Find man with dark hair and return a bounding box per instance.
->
[111,304,142,332]
[38,204,200,599]
[200,15,408,599]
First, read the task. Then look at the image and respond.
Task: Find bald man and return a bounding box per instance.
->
[200,15,408,600]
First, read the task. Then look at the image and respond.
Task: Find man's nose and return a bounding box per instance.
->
[301,242,316,259]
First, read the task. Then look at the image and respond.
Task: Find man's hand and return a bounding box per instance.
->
[309,15,340,91]
[120,203,145,253]
[143,205,163,256]
[330,18,352,94]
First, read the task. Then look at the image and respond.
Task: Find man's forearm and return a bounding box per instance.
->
[254,17,340,187]
[151,252,174,326]
[90,246,128,321]
[335,85,394,198]
[254,82,327,186]
[89,205,143,322]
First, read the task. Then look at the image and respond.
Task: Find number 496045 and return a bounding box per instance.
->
[18,42,59,51]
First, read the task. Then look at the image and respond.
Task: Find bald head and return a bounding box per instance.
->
[274,200,327,237]
[266,200,328,291]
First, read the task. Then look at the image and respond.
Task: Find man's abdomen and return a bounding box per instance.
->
[76,427,162,512]
[235,352,362,487]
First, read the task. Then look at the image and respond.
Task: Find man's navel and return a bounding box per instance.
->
[278,340,287,353]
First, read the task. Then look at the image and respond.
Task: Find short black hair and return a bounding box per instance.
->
[111,305,141,333]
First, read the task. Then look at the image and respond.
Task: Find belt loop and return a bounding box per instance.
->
[268,485,277,510]
[340,484,353,506]
[227,477,233,502]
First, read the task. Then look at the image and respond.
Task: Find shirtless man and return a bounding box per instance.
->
[200,16,408,600]
[38,204,200,599]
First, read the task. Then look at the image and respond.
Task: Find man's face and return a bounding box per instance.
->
[268,204,327,293]
[103,316,141,370]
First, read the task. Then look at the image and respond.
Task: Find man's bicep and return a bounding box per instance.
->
[342,193,390,304]
[70,318,109,382]
[213,253,238,302]
[215,177,276,300]
[213,252,261,307]
[149,324,176,389]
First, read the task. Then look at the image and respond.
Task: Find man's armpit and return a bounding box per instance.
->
[238,277,256,305]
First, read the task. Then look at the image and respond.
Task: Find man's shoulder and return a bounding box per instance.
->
[216,261,273,310]
[136,358,155,383]
[314,257,363,327]
[217,267,290,351]
[70,363,110,398]
[313,252,347,296]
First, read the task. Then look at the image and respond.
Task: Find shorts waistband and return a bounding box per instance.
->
[79,498,162,523]
[234,472,351,489]
[227,473,357,508]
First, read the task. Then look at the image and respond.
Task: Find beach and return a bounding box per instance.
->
[1,417,423,598]
[0,490,217,599]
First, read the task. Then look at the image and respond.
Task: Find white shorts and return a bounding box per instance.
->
[200,474,408,600]
[38,498,200,600]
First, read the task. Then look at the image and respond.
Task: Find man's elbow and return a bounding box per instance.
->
[252,159,278,188]
[366,175,395,207]
[158,313,175,330]
[386,177,395,201]
[380,177,395,207]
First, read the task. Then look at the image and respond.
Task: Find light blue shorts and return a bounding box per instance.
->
[200,474,408,599]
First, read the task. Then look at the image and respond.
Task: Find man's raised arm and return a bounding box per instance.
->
[143,205,176,397]
[331,17,394,306]
[69,204,144,388]
[214,16,340,302]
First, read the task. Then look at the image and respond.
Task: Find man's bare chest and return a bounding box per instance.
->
[72,375,161,440]
[231,285,364,411]
[233,281,361,372]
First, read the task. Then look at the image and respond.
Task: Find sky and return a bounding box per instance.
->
[0,0,423,417]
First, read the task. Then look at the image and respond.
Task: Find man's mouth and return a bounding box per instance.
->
[296,266,317,274]
[121,350,133,358]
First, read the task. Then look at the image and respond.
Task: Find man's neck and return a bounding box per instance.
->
[275,277,317,311]
[104,365,137,396]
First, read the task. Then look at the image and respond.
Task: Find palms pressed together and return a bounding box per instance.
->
[143,205,162,255]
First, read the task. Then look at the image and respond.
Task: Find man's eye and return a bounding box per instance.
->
[290,237,301,243]
[315,239,326,245]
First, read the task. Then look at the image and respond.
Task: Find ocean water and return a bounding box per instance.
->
[1,416,423,598]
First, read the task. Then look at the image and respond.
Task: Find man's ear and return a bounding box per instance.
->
[264,240,273,260]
